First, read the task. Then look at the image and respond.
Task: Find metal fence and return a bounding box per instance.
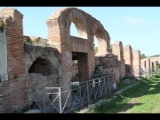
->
[27,74,115,113]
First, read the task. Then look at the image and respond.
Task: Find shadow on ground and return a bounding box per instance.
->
[88,73,160,113]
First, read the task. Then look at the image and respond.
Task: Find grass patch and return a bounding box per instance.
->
[87,73,160,113]
[116,79,138,91]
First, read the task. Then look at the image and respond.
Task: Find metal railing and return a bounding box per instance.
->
[27,74,115,113]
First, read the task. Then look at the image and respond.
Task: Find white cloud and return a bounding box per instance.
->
[125,16,146,27]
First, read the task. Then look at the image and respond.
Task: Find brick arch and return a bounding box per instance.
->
[26,55,59,76]
[93,22,110,56]
[65,9,89,39]
[46,7,111,88]
[46,7,89,49]
[28,57,55,76]
[24,44,60,76]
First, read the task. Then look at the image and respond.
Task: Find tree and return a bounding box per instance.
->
[141,54,146,59]
[150,54,160,57]
[110,45,112,53]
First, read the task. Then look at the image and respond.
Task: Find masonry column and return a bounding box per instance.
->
[112,41,125,79]
[146,58,151,74]
[0,8,27,113]
[133,50,141,77]
[123,45,133,76]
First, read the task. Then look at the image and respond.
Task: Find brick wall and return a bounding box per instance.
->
[0,8,27,113]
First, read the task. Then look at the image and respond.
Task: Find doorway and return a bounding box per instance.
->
[71,52,88,88]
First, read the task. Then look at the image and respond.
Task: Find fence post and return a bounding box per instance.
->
[93,80,96,99]
[80,85,82,109]
[104,77,107,95]
[59,88,62,113]
[99,78,102,99]
[87,81,89,109]
[28,87,31,110]
[43,89,46,113]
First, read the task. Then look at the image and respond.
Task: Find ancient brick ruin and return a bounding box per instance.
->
[140,57,160,74]
[0,7,158,113]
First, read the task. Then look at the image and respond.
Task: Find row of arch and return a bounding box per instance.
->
[46,7,110,55]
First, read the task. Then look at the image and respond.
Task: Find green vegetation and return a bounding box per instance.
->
[94,46,98,55]
[26,37,39,45]
[150,54,160,57]
[140,54,147,59]
[110,45,112,53]
[87,73,160,113]
[115,78,137,92]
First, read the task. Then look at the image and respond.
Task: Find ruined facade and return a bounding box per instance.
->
[140,57,160,74]
[0,7,142,113]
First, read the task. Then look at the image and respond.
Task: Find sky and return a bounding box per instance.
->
[0,7,160,57]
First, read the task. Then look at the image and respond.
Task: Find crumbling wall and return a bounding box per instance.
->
[0,7,143,113]
[24,41,60,101]
[0,8,27,113]
[141,58,150,74]
[149,57,160,72]
[95,53,120,82]
[140,57,160,74]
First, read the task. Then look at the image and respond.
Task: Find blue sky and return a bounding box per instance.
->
[0,7,160,57]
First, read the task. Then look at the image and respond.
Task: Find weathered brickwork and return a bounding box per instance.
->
[46,7,111,87]
[141,58,150,74]
[140,57,160,74]
[0,8,27,113]
[149,57,160,72]
[133,50,141,77]
[112,41,125,78]
[0,7,142,113]
[94,53,119,82]
[123,45,133,76]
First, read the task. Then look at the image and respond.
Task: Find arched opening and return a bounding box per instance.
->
[69,18,87,39]
[70,22,79,37]
[28,58,54,76]
[94,28,107,56]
